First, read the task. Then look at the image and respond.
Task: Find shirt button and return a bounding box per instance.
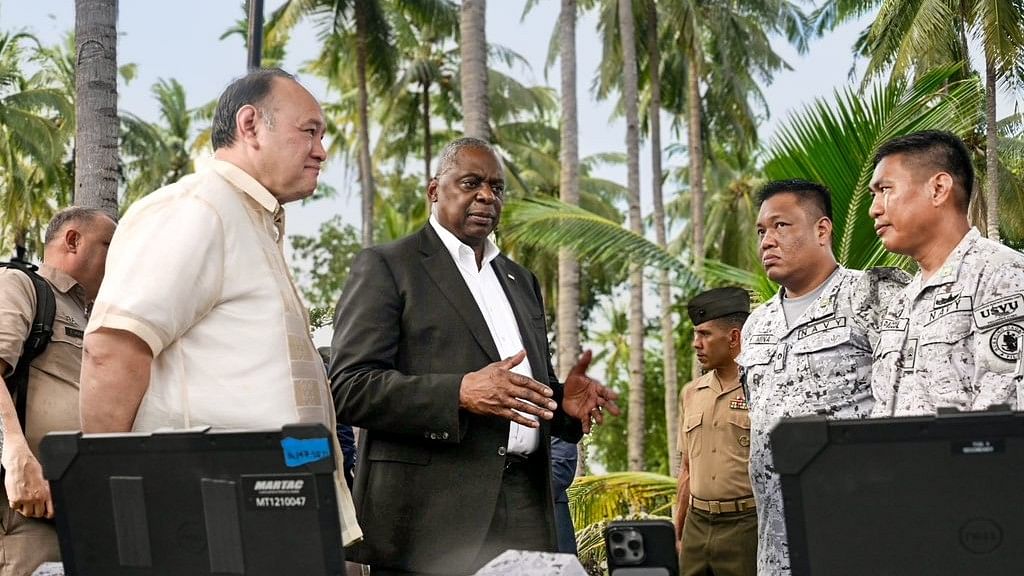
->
[497,446,507,456]
[712,448,717,453]
[714,421,719,427]
[712,475,717,480]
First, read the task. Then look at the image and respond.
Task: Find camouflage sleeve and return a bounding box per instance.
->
[851,267,912,350]
[970,256,1024,411]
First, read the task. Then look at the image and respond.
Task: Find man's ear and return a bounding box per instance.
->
[427,178,439,203]
[816,216,833,247]
[930,172,955,207]
[235,104,260,146]
[64,228,82,254]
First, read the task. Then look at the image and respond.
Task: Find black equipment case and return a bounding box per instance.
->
[40,424,345,576]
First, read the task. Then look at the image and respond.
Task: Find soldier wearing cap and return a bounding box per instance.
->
[674,287,755,576]
[740,179,909,576]
[869,131,1024,416]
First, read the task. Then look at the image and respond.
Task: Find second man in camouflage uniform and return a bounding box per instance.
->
[869,130,1024,416]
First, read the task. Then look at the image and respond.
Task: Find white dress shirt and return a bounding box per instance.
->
[429,215,541,455]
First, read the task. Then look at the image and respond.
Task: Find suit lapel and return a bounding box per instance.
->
[418,226,501,362]
[492,257,544,376]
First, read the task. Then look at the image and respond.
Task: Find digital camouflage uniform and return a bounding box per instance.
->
[737,267,909,576]
[872,228,1024,417]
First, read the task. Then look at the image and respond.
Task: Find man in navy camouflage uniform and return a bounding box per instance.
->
[869,130,1024,416]
[739,179,908,576]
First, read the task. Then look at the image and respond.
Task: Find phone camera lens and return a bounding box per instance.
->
[610,532,624,544]
[627,539,642,551]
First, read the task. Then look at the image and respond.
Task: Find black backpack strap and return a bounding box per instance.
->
[1,259,57,433]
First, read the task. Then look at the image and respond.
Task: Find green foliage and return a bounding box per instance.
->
[589,311,678,474]
[764,65,984,271]
[290,215,362,310]
[0,31,73,255]
[120,78,201,209]
[567,472,677,574]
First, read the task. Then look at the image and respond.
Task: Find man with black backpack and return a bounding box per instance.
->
[0,206,115,576]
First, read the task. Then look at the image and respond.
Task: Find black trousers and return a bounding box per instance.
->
[373,458,552,576]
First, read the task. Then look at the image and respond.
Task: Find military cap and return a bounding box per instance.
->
[687,287,750,325]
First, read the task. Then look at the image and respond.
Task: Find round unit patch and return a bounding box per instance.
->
[989,324,1023,362]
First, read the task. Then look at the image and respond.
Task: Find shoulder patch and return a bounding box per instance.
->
[989,324,1023,362]
[974,294,1024,330]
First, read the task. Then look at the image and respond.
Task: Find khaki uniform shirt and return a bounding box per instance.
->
[738,267,908,576]
[0,264,88,457]
[872,228,1024,417]
[86,158,361,545]
[678,369,752,501]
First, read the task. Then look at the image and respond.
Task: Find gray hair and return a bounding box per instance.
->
[44,207,112,245]
[433,137,498,179]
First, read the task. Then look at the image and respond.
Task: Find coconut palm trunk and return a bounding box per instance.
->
[647,0,679,475]
[619,0,646,472]
[984,54,999,242]
[74,0,119,217]
[686,40,705,384]
[355,2,377,247]
[460,0,490,140]
[423,80,432,181]
[557,0,584,475]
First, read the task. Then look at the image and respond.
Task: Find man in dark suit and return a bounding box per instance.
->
[330,137,618,575]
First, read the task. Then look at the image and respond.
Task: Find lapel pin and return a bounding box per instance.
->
[507,273,516,281]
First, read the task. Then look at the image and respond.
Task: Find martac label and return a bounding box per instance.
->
[243,474,318,511]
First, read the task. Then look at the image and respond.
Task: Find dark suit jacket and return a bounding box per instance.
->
[329,225,583,574]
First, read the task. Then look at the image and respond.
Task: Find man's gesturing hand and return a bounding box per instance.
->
[562,350,621,433]
[459,350,557,427]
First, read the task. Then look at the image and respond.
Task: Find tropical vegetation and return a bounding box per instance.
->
[2,1,1022,573]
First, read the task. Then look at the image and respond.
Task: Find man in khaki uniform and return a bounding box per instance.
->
[0,207,116,576]
[674,287,755,576]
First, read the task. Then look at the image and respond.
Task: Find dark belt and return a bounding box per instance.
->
[504,453,531,470]
[690,495,756,514]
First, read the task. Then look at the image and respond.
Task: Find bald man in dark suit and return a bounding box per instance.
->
[330,138,618,575]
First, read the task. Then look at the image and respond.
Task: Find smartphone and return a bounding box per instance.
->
[604,519,679,576]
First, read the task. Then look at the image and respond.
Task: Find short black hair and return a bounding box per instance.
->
[757,179,833,220]
[44,207,113,245]
[712,311,749,331]
[210,68,296,150]
[873,130,974,211]
[433,137,498,179]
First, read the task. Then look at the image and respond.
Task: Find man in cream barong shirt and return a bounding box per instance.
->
[79,68,360,545]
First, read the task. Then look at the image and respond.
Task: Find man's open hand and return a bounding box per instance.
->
[459,351,557,427]
[562,350,621,433]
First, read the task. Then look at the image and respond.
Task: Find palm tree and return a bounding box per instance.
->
[0,32,72,256]
[275,0,398,248]
[502,68,984,296]
[766,66,984,270]
[616,0,647,472]
[120,78,199,209]
[640,0,682,476]
[556,0,582,417]
[817,0,1024,241]
[459,0,490,140]
[376,9,459,184]
[74,0,119,217]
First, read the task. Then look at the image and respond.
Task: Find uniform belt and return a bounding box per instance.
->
[690,495,756,515]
